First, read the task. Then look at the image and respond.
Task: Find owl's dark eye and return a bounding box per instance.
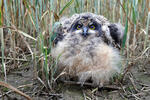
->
[89,24,96,30]
[76,24,82,30]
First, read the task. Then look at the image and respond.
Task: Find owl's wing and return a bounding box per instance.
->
[52,22,65,45]
[108,23,125,46]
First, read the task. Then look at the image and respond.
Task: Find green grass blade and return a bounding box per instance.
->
[122,3,128,49]
[59,0,75,16]
[74,0,79,13]
[0,0,2,26]
[4,0,10,26]
[0,28,4,72]
[144,12,150,49]
[44,47,49,81]
[0,28,7,81]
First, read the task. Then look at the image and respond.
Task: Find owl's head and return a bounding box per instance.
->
[70,16,102,38]
[54,13,124,47]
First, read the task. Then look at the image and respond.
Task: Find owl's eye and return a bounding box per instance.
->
[76,24,82,30]
[89,25,96,30]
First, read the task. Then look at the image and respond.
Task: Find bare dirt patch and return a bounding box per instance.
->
[0,56,150,100]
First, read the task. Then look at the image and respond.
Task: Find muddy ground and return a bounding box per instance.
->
[0,56,150,100]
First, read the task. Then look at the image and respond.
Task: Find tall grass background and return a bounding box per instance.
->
[0,0,150,90]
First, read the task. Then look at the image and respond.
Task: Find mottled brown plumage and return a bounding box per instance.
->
[51,13,124,86]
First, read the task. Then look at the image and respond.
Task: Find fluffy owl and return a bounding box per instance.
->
[51,12,124,86]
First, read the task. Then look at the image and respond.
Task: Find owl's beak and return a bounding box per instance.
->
[82,27,89,37]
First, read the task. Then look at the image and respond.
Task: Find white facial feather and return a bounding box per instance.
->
[88,30,96,34]
[74,30,82,34]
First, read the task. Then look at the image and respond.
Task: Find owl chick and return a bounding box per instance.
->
[51,13,124,86]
